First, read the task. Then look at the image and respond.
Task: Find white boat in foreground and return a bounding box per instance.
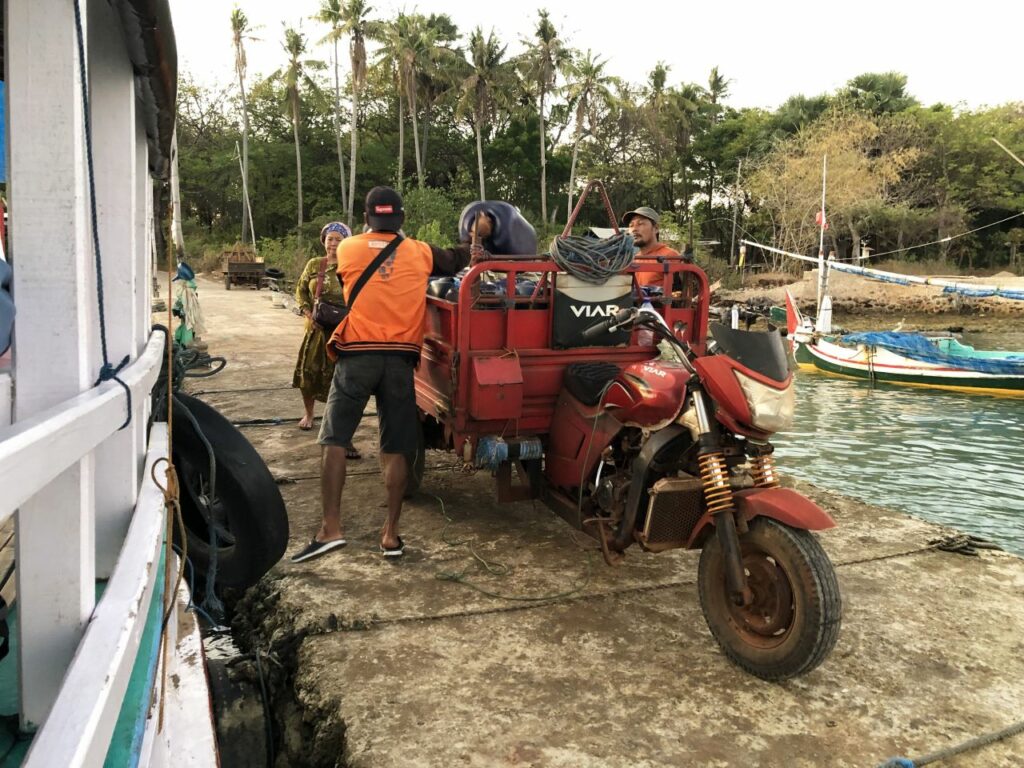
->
[0,2,219,765]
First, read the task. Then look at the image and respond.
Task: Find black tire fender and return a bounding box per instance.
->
[172,393,289,590]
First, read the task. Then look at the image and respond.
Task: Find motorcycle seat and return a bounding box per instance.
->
[564,362,621,406]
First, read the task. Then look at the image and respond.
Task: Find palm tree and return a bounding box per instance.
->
[522,9,567,226]
[458,27,515,199]
[668,83,703,246]
[230,8,256,244]
[373,20,407,191]
[774,94,832,135]
[644,62,673,210]
[276,27,323,246]
[562,49,612,217]
[704,66,731,215]
[377,13,436,191]
[416,14,460,169]
[398,15,431,191]
[843,71,917,115]
[339,0,375,224]
[314,0,349,219]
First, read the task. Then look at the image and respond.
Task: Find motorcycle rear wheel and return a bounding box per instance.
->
[698,517,841,680]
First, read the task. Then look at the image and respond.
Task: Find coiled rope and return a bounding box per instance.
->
[552,178,636,284]
[549,232,636,284]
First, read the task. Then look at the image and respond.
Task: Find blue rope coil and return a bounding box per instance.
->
[549,233,636,284]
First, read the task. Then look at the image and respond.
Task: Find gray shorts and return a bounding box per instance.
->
[318,355,418,455]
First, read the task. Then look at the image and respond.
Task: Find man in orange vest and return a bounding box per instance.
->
[622,206,679,289]
[291,186,488,563]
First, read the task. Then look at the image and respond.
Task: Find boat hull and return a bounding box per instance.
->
[794,337,1024,396]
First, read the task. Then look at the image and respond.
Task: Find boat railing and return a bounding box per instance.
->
[0,333,169,766]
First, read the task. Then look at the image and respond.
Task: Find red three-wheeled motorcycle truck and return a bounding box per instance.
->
[411,187,841,680]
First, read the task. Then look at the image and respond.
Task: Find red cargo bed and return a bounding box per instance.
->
[414,257,710,453]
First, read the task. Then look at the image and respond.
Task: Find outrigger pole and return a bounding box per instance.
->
[741,240,1024,301]
[992,138,1024,170]
[816,154,828,317]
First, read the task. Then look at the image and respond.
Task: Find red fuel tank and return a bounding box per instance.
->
[603,361,690,428]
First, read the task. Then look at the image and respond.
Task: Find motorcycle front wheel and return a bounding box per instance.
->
[698,517,841,681]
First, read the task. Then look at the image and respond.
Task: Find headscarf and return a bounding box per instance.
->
[320,221,352,245]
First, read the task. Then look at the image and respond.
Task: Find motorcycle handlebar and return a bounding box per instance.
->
[581,307,636,340]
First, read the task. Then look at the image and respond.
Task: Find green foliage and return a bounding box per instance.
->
[177,12,1024,275]
[414,219,445,246]
[258,234,319,278]
[402,187,459,244]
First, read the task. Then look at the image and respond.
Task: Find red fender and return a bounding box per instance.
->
[684,487,835,549]
[733,487,836,530]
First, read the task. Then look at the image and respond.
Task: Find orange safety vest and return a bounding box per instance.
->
[634,244,680,288]
[327,232,434,359]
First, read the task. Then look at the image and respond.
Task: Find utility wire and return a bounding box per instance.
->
[857,211,1024,261]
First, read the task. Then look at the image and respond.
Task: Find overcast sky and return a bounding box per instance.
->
[172,0,1020,111]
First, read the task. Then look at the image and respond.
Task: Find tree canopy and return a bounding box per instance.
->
[176,9,1024,277]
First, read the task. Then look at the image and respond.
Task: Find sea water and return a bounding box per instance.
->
[774,321,1024,555]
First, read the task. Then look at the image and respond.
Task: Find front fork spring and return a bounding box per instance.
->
[750,453,781,488]
[698,451,735,515]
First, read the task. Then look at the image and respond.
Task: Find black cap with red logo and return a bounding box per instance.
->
[365,186,405,232]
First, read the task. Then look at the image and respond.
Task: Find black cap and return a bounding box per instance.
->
[365,186,405,231]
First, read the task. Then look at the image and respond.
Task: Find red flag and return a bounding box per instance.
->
[815,209,829,231]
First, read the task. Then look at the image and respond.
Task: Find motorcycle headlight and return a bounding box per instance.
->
[735,370,795,433]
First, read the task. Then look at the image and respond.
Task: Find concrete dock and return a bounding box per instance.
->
[181,276,1024,767]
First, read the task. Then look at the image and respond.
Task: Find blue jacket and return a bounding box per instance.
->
[0,259,13,355]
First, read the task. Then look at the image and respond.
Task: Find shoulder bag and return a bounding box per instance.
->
[312,235,403,334]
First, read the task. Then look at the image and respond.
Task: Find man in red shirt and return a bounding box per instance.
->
[622,206,679,289]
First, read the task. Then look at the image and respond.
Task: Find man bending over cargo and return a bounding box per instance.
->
[290,186,490,563]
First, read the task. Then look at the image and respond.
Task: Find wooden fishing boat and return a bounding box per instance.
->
[783,292,1024,396]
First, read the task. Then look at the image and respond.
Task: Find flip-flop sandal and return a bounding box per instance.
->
[290,537,347,563]
[345,446,362,460]
[380,536,405,558]
[298,423,313,431]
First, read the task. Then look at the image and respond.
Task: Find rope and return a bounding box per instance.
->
[72,0,131,430]
[252,645,275,765]
[835,534,1001,568]
[430,494,593,602]
[549,232,636,284]
[171,394,225,622]
[860,210,1024,261]
[191,385,292,396]
[274,462,464,484]
[878,717,1024,767]
[151,336,227,422]
[171,544,224,629]
[152,459,187,631]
